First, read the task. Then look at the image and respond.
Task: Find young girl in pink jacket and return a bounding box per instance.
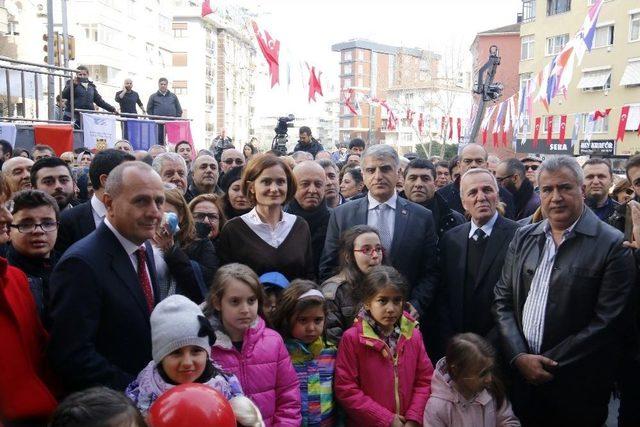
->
[423,333,520,427]
[335,265,434,427]
[206,263,302,427]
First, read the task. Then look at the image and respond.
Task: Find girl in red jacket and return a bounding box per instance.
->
[335,265,434,427]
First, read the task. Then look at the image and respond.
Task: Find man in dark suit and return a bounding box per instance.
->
[48,161,165,391]
[319,144,438,317]
[435,168,518,360]
[437,143,515,219]
[494,156,636,426]
[56,149,134,253]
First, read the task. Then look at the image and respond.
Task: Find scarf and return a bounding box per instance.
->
[359,308,401,356]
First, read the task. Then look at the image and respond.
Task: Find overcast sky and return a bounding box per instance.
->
[232,0,522,119]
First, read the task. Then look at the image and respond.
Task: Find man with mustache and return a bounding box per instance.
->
[2,157,33,193]
[285,161,330,277]
[30,157,76,212]
[495,158,540,221]
[495,156,635,426]
[185,154,223,203]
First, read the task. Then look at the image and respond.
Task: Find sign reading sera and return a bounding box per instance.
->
[579,139,615,156]
[516,139,573,155]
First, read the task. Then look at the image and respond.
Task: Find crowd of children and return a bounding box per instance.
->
[48,261,519,427]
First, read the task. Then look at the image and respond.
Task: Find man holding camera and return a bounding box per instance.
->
[294,126,324,158]
[62,65,118,128]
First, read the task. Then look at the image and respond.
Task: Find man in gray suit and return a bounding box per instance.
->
[319,144,438,317]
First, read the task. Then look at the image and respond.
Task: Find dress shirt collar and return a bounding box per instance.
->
[542,208,582,241]
[469,211,499,238]
[367,192,398,211]
[91,194,107,218]
[104,218,143,257]
[243,207,296,231]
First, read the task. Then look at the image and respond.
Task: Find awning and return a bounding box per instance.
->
[620,60,640,86]
[577,69,611,89]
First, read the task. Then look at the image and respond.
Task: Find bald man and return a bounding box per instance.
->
[2,156,34,193]
[284,161,330,276]
[115,78,144,115]
[436,144,515,219]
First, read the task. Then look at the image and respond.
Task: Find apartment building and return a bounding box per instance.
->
[518,0,640,158]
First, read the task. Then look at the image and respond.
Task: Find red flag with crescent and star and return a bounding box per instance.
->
[252,21,280,88]
[617,106,630,142]
[546,115,554,146]
[533,117,541,148]
[308,66,323,103]
[558,115,567,144]
[201,0,213,17]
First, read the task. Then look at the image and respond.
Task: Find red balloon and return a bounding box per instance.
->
[147,383,236,427]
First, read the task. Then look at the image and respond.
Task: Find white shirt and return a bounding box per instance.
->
[468,211,499,239]
[241,207,297,249]
[367,192,397,245]
[90,194,107,228]
[104,218,153,296]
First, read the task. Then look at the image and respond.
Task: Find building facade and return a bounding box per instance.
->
[518,0,640,160]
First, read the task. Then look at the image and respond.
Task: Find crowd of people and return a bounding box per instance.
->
[1,123,639,427]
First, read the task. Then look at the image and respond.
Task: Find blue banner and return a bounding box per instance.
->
[125,120,158,151]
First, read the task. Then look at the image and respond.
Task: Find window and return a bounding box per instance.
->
[357,63,364,75]
[630,13,639,41]
[581,114,609,133]
[577,69,612,91]
[620,59,640,86]
[159,15,171,33]
[172,22,187,38]
[82,24,98,42]
[593,24,614,48]
[343,63,352,75]
[343,50,352,62]
[342,118,351,128]
[357,50,365,61]
[342,78,352,88]
[545,33,569,55]
[173,81,187,95]
[522,0,536,22]
[172,52,188,67]
[547,0,570,15]
[521,35,535,60]
[205,84,213,104]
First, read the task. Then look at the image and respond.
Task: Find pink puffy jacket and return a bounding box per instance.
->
[334,312,434,427]
[211,316,302,427]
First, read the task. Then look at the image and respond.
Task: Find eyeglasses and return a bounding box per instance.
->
[524,165,539,171]
[496,174,515,184]
[223,158,244,165]
[10,221,59,233]
[353,245,384,256]
[193,212,220,222]
[623,188,635,196]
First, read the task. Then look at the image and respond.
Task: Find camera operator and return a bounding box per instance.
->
[294,126,324,158]
[62,65,118,128]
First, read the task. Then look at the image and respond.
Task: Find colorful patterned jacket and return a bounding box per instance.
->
[286,337,337,427]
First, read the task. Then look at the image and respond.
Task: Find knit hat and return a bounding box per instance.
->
[219,166,244,194]
[151,295,215,364]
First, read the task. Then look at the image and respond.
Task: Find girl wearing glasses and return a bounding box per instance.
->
[321,225,384,343]
[423,333,519,426]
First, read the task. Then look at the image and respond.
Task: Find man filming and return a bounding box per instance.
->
[62,65,117,128]
[294,126,323,158]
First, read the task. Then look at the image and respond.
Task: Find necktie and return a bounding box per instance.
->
[375,204,392,251]
[135,247,154,313]
[471,228,487,242]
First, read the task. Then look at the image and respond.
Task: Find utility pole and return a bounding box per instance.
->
[46,0,55,120]
[61,0,69,68]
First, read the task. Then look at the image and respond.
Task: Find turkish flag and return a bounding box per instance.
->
[546,115,554,145]
[441,116,446,137]
[482,129,488,145]
[533,117,541,148]
[617,106,630,142]
[594,108,611,120]
[201,0,213,17]
[252,21,280,88]
[456,117,462,142]
[492,130,499,148]
[34,124,73,155]
[559,115,567,144]
[418,113,424,135]
[501,129,508,146]
[448,116,453,140]
[308,66,323,102]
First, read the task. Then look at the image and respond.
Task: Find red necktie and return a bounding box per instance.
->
[135,247,154,313]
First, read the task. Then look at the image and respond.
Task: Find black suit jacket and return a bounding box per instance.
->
[437,215,519,351]
[494,208,635,382]
[48,223,159,391]
[56,201,96,253]
[319,196,438,314]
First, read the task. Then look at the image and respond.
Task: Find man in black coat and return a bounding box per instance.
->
[437,143,515,219]
[293,126,323,158]
[48,162,164,391]
[434,168,518,360]
[495,158,540,221]
[56,149,134,253]
[62,65,117,128]
[285,161,331,278]
[319,145,438,317]
[494,156,636,426]
[399,158,464,238]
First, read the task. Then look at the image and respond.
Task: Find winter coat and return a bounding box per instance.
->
[423,358,520,427]
[0,257,58,422]
[286,338,337,427]
[334,312,434,426]
[321,274,361,343]
[146,90,182,117]
[125,360,244,415]
[210,316,302,427]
